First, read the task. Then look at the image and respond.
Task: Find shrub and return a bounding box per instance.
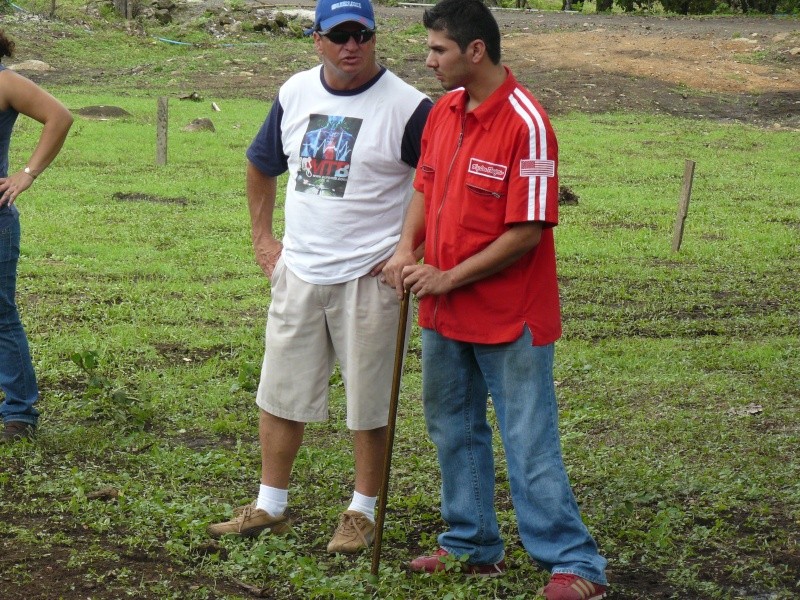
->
[616,0,656,10]
[776,0,800,11]
[608,0,794,11]
[661,0,718,13]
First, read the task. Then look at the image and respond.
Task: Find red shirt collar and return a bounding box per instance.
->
[445,66,519,131]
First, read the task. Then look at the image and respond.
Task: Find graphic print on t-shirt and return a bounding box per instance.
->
[296,114,363,198]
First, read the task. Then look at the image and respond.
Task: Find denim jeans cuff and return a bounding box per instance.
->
[441,545,504,566]
[551,568,608,587]
[3,416,38,427]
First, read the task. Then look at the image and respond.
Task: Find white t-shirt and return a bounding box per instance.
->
[247,65,431,285]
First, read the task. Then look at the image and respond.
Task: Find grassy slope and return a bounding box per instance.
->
[0,8,798,600]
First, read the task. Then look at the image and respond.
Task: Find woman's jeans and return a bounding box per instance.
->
[0,209,39,427]
[422,327,607,585]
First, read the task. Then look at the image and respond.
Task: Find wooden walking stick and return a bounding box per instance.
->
[370,288,411,578]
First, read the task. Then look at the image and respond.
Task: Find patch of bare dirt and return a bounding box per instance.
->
[113,191,190,205]
[504,29,798,94]
[491,13,800,127]
[0,507,246,600]
[75,105,133,118]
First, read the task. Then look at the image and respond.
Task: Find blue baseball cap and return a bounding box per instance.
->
[314,0,375,32]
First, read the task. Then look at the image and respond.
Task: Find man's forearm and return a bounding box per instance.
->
[247,161,283,277]
[397,189,426,254]
[247,161,279,246]
[445,222,542,290]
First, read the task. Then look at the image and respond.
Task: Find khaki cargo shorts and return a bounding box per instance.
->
[255,257,409,430]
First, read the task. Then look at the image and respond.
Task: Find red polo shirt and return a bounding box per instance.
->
[413,69,562,345]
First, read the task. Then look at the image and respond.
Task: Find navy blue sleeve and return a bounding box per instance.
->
[400,98,434,168]
[246,98,288,176]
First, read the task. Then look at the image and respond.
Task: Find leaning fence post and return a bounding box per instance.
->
[156,97,168,166]
[672,159,695,252]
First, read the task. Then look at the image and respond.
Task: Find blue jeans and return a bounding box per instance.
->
[0,208,39,427]
[422,327,607,585]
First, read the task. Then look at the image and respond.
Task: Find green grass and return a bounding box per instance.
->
[1,11,799,600]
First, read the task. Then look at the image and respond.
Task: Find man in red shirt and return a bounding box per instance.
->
[383,0,607,598]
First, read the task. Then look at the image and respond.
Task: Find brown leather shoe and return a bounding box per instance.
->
[207,503,292,539]
[326,510,375,554]
[232,501,254,517]
[2,421,36,442]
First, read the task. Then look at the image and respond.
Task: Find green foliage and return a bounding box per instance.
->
[225,0,246,11]
[69,350,155,429]
[609,0,795,13]
[660,0,717,14]
[97,2,117,19]
[776,0,800,11]
[728,0,780,10]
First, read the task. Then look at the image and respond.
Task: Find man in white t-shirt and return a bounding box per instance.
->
[207,0,432,554]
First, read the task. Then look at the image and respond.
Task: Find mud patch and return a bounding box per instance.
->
[153,341,227,363]
[76,105,133,119]
[0,521,243,600]
[113,192,190,205]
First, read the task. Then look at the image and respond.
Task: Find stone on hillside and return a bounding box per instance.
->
[182,118,215,132]
[8,60,54,72]
[274,11,289,27]
[154,9,172,24]
[76,105,132,119]
[280,9,315,21]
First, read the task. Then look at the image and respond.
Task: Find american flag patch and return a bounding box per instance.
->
[520,159,555,178]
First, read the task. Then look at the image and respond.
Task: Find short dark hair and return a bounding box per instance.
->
[423,0,501,64]
[0,30,15,61]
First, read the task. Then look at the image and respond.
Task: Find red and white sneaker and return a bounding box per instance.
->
[540,573,607,600]
[409,548,506,577]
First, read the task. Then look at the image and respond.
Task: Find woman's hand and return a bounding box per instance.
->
[0,169,35,207]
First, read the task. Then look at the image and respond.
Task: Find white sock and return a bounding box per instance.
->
[348,491,377,523]
[255,484,288,517]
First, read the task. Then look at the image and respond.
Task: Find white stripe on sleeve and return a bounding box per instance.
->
[509,88,550,222]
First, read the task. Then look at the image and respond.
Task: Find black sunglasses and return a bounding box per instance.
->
[321,29,375,45]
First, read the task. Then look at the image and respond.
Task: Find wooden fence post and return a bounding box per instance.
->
[156,97,168,166]
[112,0,131,19]
[672,159,695,252]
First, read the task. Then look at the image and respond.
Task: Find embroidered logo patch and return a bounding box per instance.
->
[332,1,363,9]
[468,158,508,181]
[520,159,555,178]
